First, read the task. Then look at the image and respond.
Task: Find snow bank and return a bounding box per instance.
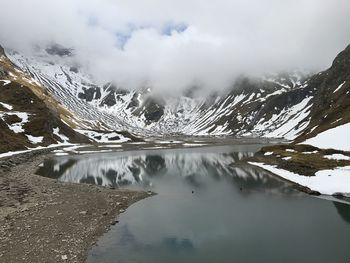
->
[302,123,350,151]
[249,162,350,195]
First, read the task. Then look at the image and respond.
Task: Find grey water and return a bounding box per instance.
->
[37,143,350,263]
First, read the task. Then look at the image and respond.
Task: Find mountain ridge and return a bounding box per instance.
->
[1,43,350,153]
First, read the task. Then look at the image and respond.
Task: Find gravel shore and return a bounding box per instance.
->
[0,149,152,263]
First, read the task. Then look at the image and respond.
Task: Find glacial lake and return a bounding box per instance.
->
[37,142,350,263]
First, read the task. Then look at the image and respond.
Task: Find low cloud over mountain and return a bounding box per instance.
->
[1,0,350,93]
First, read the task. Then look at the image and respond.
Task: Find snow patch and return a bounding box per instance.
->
[0,112,29,133]
[302,151,318,154]
[302,123,350,151]
[0,80,11,86]
[0,102,13,110]
[182,143,207,147]
[53,127,70,143]
[98,144,123,148]
[324,154,350,161]
[75,129,130,143]
[26,134,44,144]
[55,152,69,156]
[333,81,346,93]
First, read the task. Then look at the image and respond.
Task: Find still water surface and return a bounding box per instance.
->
[37,143,350,263]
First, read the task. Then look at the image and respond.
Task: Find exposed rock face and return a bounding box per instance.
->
[131,96,165,124]
[0,65,7,78]
[0,45,7,77]
[78,86,101,102]
[99,84,123,107]
[294,45,350,142]
[45,44,73,57]
[69,66,79,73]
[142,98,165,123]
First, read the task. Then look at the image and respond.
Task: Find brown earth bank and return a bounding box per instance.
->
[0,149,153,263]
[249,144,350,195]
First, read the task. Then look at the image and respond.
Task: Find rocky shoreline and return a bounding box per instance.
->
[0,149,153,263]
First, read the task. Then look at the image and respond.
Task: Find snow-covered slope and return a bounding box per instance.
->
[302,123,350,151]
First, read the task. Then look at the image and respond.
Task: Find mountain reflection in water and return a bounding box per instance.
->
[36,147,295,195]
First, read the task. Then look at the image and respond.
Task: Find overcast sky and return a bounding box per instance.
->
[1,0,350,93]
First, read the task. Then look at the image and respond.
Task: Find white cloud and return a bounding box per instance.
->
[0,0,350,94]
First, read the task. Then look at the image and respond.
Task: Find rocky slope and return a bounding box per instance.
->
[0,45,140,154]
[246,45,350,196]
[294,44,350,143]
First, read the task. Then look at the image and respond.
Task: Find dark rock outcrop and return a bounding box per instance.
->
[46,44,73,57]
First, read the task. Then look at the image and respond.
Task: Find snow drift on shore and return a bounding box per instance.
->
[249,162,350,196]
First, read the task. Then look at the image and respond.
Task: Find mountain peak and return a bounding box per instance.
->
[331,44,350,71]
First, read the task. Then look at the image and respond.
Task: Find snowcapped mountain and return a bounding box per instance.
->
[5,45,311,137]
[1,43,350,154]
